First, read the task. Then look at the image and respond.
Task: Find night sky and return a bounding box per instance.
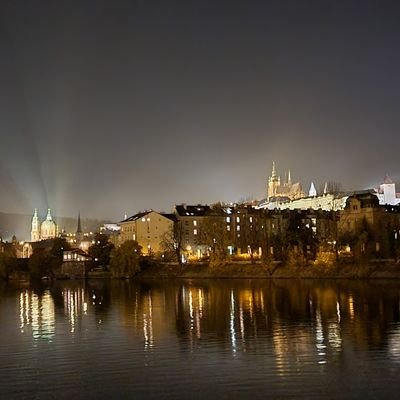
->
[1,0,400,220]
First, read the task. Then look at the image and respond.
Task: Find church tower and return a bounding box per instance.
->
[31,208,41,242]
[76,212,83,243]
[267,161,281,200]
[381,174,396,205]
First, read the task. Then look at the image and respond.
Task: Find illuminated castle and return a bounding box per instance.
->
[267,161,305,202]
[31,208,58,242]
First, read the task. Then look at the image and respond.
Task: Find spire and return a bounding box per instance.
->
[323,182,328,195]
[271,161,277,179]
[287,169,292,185]
[76,212,83,243]
[77,212,82,234]
[31,208,40,242]
[46,208,52,221]
[309,182,317,197]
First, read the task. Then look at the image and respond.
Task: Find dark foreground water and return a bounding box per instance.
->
[1,279,400,399]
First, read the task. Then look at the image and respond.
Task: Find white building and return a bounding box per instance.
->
[374,175,400,205]
[258,192,348,211]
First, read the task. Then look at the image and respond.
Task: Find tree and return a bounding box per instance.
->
[49,238,71,271]
[200,211,232,267]
[161,221,184,267]
[338,217,374,262]
[0,245,16,281]
[284,212,318,266]
[28,249,52,279]
[88,233,114,268]
[241,216,262,264]
[110,240,142,278]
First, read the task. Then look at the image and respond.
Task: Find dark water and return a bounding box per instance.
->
[1,279,400,399]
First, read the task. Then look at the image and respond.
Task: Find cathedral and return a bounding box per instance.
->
[31,208,58,242]
[267,161,305,202]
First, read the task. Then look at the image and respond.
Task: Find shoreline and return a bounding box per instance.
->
[135,262,400,280]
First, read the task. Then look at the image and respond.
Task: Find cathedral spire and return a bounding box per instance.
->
[287,169,292,185]
[309,182,317,197]
[46,208,52,221]
[271,161,277,179]
[76,212,83,243]
[77,212,82,234]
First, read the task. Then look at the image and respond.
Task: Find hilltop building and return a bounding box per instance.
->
[30,208,58,242]
[374,175,400,205]
[267,162,305,202]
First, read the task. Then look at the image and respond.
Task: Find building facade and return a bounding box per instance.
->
[31,208,58,242]
[267,161,305,202]
[119,210,175,256]
[174,204,211,260]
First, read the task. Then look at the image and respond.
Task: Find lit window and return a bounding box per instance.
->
[249,217,253,223]
[227,225,231,231]
[236,217,240,223]
[194,229,197,235]
[142,218,146,222]
[226,217,231,223]
[237,225,240,231]
[193,220,197,226]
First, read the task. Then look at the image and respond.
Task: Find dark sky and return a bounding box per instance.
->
[1,0,400,221]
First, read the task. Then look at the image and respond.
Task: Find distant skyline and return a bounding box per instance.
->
[1,0,400,220]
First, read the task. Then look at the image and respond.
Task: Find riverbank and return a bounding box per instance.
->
[137,261,400,279]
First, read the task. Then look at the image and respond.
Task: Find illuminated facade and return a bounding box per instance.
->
[119,210,175,255]
[30,208,58,242]
[267,161,305,202]
[174,204,212,260]
[374,175,400,206]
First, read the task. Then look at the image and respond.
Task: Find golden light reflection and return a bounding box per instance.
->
[388,326,400,362]
[19,290,55,341]
[230,290,237,354]
[63,288,86,333]
[180,286,205,342]
[143,294,154,349]
[349,295,355,320]
[315,308,327,364]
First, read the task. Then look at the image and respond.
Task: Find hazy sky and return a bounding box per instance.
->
[1,0,400,220]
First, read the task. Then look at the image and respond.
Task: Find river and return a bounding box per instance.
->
[1,279,400,399]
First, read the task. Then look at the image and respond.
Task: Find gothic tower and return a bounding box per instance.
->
[267,161,281,200]
[76,212,83,243]
[31,208,41,242]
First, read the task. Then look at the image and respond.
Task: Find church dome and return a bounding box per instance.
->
[41,208,57,240]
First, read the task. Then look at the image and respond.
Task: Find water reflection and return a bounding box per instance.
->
[19,289,55,340]
[3,279,400,399]
[8,279,400,360]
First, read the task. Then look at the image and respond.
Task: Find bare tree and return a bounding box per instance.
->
[161,221,184,267]
[200,212,232,267]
